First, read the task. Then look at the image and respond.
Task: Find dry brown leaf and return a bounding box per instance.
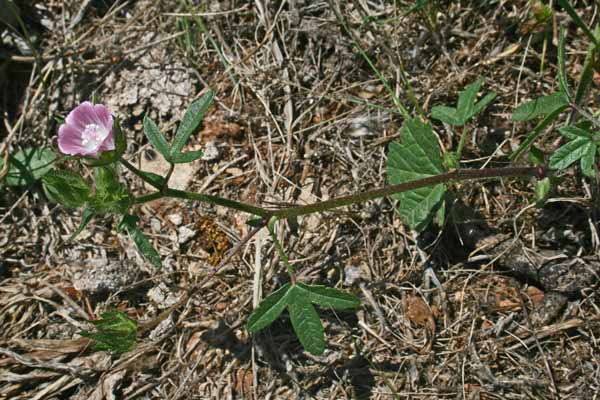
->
[234,368,253,398]
[404,294,436,334]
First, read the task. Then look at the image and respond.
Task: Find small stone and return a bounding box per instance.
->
[168,214,183,226]
[150,218,161,233]
[202,141,220,161]
[148,316,174,340]
[344,265,362,286]
[538,257,600,296]
[531,292,568,326]
[178,226,196,244]
[72,259,139,294]
[147,282,182,309]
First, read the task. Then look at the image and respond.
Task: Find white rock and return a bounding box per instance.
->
[167,214,183,226]
[178,226,196,244]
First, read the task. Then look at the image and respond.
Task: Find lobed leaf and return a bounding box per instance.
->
[296,283,360,309]
[288,290,325,356]
[471,92,497,119]
[118,214,162,268]
[42,170,90,208]
[512,92,569,122]
[143,116,171,161]
[573,26,598,107]
[2,148,56,187]
[171,150,204,164]
[247,283,292,333]
[170,91,214,157]
[387,118,446,231]
[89,165,132,214]
[431,106,460,125]
[456,78,483,123]
[137,170,165,188]
[549,137,593,171]
[557,27,571,99]
[510,106,568,160]
[431,78,496,126]
[79,311,137,354]
[397,184,446,231]
[580,142,597,177]
[558,126,594,140]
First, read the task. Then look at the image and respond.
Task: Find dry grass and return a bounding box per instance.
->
[1,0,599,399]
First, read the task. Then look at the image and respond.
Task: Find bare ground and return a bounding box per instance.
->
[1,1,599,399]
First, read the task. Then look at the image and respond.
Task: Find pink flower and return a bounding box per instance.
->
[58,102,115,157]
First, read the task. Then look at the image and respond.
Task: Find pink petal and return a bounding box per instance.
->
[59,101,115,157]
[92,104,113,131]
[58,124,98,156]
[98,133,115,153]
[65,101,96,130]
[58,124,84,155]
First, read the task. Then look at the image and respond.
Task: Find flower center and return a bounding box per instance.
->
[81,123,109,151]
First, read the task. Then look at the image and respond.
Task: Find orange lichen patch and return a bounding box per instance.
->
[195,217,231,266]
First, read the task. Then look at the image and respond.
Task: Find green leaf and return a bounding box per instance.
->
[143,116,171,161]
[89,165,132,214]
[549,138,593,171]
[137,170,165,188]
[2,148,56,186]
[118,214,162,268]
[296,283,360,309]
[247,283,292,333]
[170,91,214,157]
[94,164,120,193]
[246,217,265,228]
[471,92,497,119]
[574,28,598,107]
[528,146,545,166]
[288,290,325,356]
[171,150,204,164]
[456,78,483,123]
[387,118,446,231]
[534,177,551,207]
[397,184,446,231]
[510,105,568,160]
[558,126,593,140]
[79,311,137,354]
[68,208,95,241]
[512,92,569,122]
[42,170,90,208]
[580,141,597,177]
[435,196,446,226]
[431,106,460,125]
[443,152,459,171]
[431,79,496,126]
[556,0,599,46]
[557,27,571,99]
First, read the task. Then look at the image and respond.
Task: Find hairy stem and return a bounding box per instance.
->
[269,166,543,219]
[134,165,544,222]
[164,188,271,217]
